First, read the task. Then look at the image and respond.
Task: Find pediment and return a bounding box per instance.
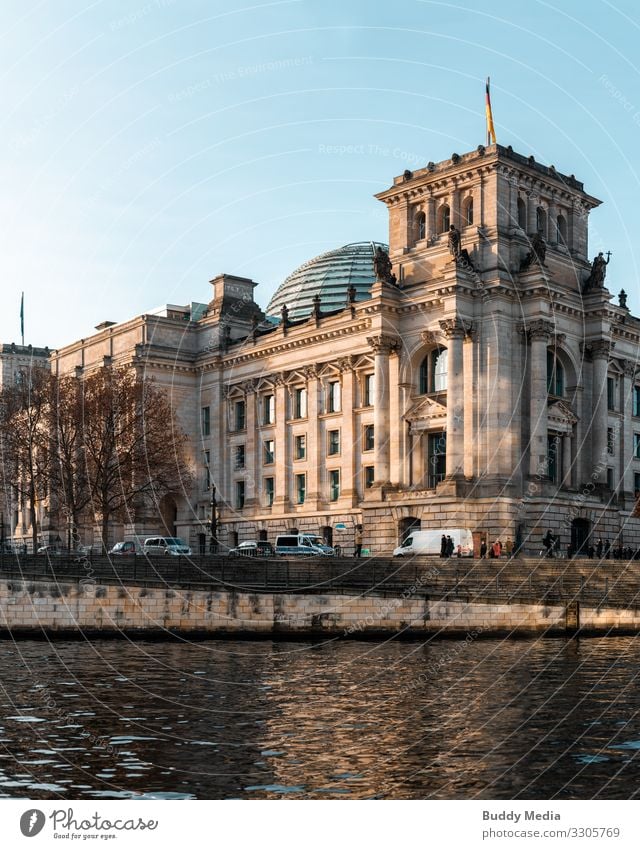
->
[404,395,447,431]
[548,398,578,433]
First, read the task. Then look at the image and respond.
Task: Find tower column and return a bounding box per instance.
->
[622,361,636,499]
[305,366,320,508]
[463,327,475,479]
[368,335,399,486]
[440,318,466,478]
[590,341,611,482]
[426,195,436,241]
[273,375,288,512]
[528,320,553,479]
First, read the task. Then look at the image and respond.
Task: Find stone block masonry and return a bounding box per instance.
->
[1,578,640,638]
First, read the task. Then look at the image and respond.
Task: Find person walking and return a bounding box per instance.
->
[596,537,603,559]
[354,525,363,558]
[543,530,554,558]
[440,534,447,557]
[505,538,513,558]
[492,539,501,559]
[480,539,487,559]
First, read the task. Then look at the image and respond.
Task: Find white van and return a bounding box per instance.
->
[274,534,334,556]
[143,537,192,556]
[393,528,474,558]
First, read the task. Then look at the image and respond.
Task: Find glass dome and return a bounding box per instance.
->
[266,241,388,320]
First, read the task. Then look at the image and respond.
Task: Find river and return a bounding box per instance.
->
[0,636,638,799]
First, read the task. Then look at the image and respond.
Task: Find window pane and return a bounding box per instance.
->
[427,432,446,488]
[432,348,448,392]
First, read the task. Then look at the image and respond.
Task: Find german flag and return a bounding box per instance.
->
[485,77,496,146]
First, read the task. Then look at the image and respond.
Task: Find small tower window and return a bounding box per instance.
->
[416,211,426,241]
[536,206,547,238]
[437,204,450,234]
[517,197,526,229]
[556,214,567,244]
[547,350,564,397]
[462,196,474,226]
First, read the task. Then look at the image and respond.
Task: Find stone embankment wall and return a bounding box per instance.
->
[0,578,638,637]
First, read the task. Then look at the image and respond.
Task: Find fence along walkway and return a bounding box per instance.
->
[1,553,640,611]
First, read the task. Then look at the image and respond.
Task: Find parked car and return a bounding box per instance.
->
[393,528,474,557]
[143,537,192,556]
[228,540,276,558]
[274,534,334,556]
[109,541,142,556]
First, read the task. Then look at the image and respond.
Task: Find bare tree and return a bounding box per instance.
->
[79,367,192,552]
[0,365,53,552]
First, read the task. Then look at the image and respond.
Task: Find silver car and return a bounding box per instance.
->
[143,537,192,556]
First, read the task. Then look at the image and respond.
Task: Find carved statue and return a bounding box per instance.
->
[619,289,628,309]
[584,251,611,291]
[373,247,393,284]
[447,225,461,258]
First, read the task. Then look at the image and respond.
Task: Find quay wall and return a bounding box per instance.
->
[0,578,638,638]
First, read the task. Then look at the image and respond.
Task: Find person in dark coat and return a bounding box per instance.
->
[596,538,603,559]
[440,534,447,557]
[480,539,487,559]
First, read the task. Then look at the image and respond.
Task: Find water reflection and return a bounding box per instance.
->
[0,637,638,798]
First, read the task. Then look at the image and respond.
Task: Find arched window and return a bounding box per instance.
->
[416,211,426,241]
[556,214,567,244]
[437,204,450,234]
[547,350,565,397]
[517,197,526,229]
[419,348,448,393]
[536,206,547,238]
[462,196,474,226]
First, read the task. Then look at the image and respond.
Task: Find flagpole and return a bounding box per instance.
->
[20,292,24,346]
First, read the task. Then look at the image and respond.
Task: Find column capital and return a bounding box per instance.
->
[303,364,319,380]
[519,318,555,341]
[439,317,471,339]
[337,355,357,373]
[421,329,442,346]
[622,359,637,378]
[367,334,400,355]
[588,339,613,360]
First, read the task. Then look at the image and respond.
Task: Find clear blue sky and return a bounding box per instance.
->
[1,0,640,348]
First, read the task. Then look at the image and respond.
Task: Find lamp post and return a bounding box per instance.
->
[209,485,218,554]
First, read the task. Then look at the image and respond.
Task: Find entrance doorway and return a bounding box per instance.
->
[571,518,590,555]
[399,516,421,544]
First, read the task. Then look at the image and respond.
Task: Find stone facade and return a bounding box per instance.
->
[9,143,640,555]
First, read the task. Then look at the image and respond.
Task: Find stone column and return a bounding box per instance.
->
[528,320,553,479]
[440,318,466,479]
[527,190,538,234]
[508,174,519,229]
[621,360,635,497]
[305,366,320,508]
[451,186,461,230]
[426,195,436,242]
[547,196,558,245]
[463,326,475,479]
[339,359,356,502]
[273,374,288,511]
[368,335,399,486]
[244,381,259,508]
[590,341,611,481]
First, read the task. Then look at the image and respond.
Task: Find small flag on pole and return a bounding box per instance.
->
[485,77,496,145]
[20,292,24,346]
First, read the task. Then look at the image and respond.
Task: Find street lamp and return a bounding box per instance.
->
[209,485,218,554]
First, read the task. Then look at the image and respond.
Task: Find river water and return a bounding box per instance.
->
[0,636,639,799]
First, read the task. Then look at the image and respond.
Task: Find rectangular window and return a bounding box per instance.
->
[263,394,275,425]
[634,386,640,417]
[296,473,306,504]
[607,377,615,411]
[427,432,446,488]
[364,466,375,488]
[294,387,307,419]
[635,433,640,460]
[234,400,246,431]
[264,439,275,464]
[363,373,374,407]
[264,477,274,507]
[328,429,340,456]
[364,424,375,452]
[204,450,211,491]
[235,480,245,509]
[607,427,615,455]
[606,467,614,490]
[295,434,306,460]
[329,469,340,501]
[328,381,341,413]
[547,435,560,483]
[201,405,211,436]
[234,444,246,470]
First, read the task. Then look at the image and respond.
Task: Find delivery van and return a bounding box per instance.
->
[392,528,474,557]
